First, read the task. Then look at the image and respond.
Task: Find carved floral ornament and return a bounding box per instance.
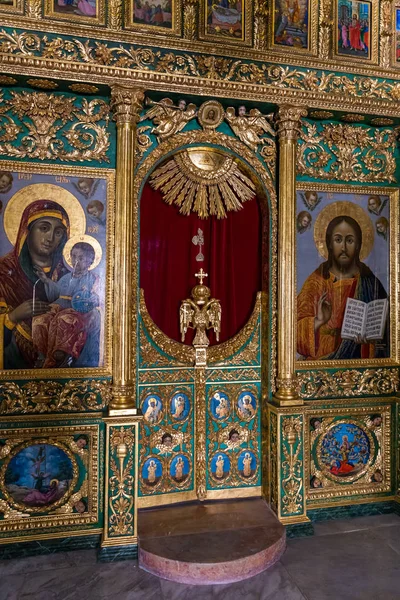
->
[0,90,110,162]
[3,29,400,109]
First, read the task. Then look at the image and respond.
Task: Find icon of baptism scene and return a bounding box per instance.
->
[4,443,74,510]
[0,169,108,370]
[297,189,390,362]
[274,0,309,49]
[337,0,371,59]
[53,0,97,18]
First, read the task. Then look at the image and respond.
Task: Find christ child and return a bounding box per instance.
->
[32,242,100,368]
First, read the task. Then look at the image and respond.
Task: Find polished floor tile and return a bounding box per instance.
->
[1,513,400,599]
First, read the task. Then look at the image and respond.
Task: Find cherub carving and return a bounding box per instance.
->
[141,98,197,141]
[225,105,276,152]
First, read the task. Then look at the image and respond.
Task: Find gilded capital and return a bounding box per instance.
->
[276,105,308,142]
[111,85,145,126]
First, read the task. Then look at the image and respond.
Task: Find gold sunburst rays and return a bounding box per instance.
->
[149,148,256,219]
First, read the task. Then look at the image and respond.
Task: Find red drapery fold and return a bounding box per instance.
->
[140,182,264,344]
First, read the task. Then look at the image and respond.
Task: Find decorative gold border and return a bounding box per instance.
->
[0,160,115,380]
[102,418,140,546]
[137,489,196,508]
[199,0,252,46]
[0,424,99,534]
[44,0,106,26]
[393,3,400,68]
[0,0,22,14]
[295,183,400,370]
[304,404,392,502]
[125,0,182,37]
[334,0,378,65]
[269,0,318,56]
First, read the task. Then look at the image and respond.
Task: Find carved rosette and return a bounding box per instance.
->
[276,105,308,142]
[111,85,144,126]
[183,0,198,40]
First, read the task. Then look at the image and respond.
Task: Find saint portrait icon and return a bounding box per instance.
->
[142,394,163,425]
[319,423,371,480]
[142,457,162,487]
[170,455,190,484]
[297,200,389,361]
[210,452,230,480]
[237,450,257,479]
[210,391,231,420]
[0,173,110,372]
[170,393,190,421]
[237,391,257,421]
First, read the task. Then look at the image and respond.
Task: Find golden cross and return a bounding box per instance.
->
[195,268,208,285]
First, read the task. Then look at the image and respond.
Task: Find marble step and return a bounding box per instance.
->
[138,498,286,585]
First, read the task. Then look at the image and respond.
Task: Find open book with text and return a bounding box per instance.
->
[341,298,388,341]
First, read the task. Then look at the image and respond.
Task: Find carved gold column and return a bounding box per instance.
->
[274,104,307,406]
[110,85,145,412]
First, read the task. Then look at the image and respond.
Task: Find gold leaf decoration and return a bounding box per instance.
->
[150,148,256,219]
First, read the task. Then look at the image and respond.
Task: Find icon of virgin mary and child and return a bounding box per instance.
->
[0,187,103,370]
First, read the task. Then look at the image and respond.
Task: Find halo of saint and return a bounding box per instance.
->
[4,183,85,246]
[314,201,374,261]
[63,234,102,271]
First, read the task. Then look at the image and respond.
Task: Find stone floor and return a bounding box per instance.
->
[2,513,400,599]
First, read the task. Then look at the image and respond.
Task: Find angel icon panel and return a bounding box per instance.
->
[170,392,190,421]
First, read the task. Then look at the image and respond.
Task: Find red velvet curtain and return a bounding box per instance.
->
[140,182,264,344]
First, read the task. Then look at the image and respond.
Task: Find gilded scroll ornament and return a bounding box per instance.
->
[253,0,268,51]
[183,0,198,40]
[269,411,278,512]
[0,91,110,162]
[68,84,100,94]
[195,368,207,500]
[380,0,392,70]
[150,148,256,219]
[108,426,135,536]
[297,122,396,182]
[297,368,399,399]
[109,0,123,29]
[3,28,400,105]
[26,78,58,90]
[0,380,111,414]
[140,98,197,141]
[26,0,42,18]
[281,416,303,515]
[318,0,332,61]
